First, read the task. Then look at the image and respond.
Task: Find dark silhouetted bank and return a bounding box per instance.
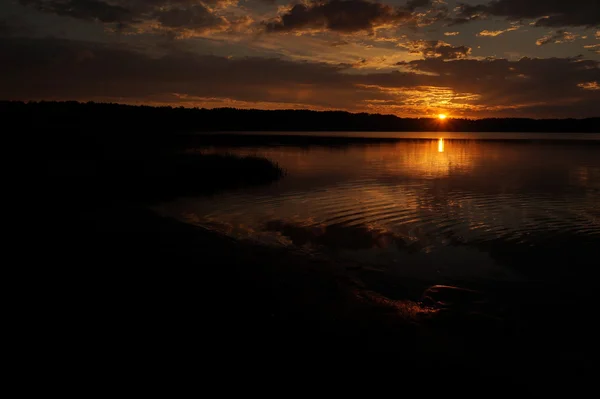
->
[4,100,599,133]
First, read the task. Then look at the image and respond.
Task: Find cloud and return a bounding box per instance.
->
[261,0,449,34]
[1,36,598,118]
[399,40,472,60]
[19,0,449,36]
[536,30,580,46]
[477,26,520,37]
[410,1,449,28]
[390,57,600,116]
[330,40,349,46]
[18,0,236,36]
[0,35,357,109]
[262,0,414,34]
[444,31,460,36]
[406,0,431,11]
[351,56,393,69]
[578,81,599,91]
[453,0,599,28]
[19,0,134,23]
[584,44,600,54]
[153,4,227,30]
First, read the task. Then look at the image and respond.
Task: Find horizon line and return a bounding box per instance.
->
[2,100,599,121]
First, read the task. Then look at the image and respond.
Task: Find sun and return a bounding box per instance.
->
[438,114,447,120]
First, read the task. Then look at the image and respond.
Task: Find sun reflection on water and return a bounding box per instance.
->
[158,138,600,283]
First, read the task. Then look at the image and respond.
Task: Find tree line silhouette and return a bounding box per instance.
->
[3,100,598,133]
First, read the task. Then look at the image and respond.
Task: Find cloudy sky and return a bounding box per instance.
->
[1,0,599,118]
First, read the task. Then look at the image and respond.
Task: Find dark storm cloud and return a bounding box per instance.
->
[263,0,414,33]
[400,40,471,59]
[18,0,230,33]
[453,0,600,28]
[1,36,598,117]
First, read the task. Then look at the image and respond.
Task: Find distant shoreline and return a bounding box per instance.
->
[4,101,599,133]
[189,130,600,140]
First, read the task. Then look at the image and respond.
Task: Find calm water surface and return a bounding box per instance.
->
[157,133,600,284]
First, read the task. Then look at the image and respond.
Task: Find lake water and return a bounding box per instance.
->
[157,132,600,285]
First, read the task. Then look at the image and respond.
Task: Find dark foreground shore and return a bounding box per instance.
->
[39,134,597,383]
[48,197,596,373]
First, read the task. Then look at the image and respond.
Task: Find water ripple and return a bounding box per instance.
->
[157,139,600,279]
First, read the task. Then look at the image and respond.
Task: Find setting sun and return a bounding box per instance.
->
[438,114,447,120]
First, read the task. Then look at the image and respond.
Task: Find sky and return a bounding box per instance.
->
[1,0,599,118]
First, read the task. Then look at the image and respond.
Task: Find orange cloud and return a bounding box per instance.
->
[536,30,581,46]
[477,26,520,37]
[578,81,600,91]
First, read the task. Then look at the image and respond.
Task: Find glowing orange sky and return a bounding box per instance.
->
[1,0,598,118]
